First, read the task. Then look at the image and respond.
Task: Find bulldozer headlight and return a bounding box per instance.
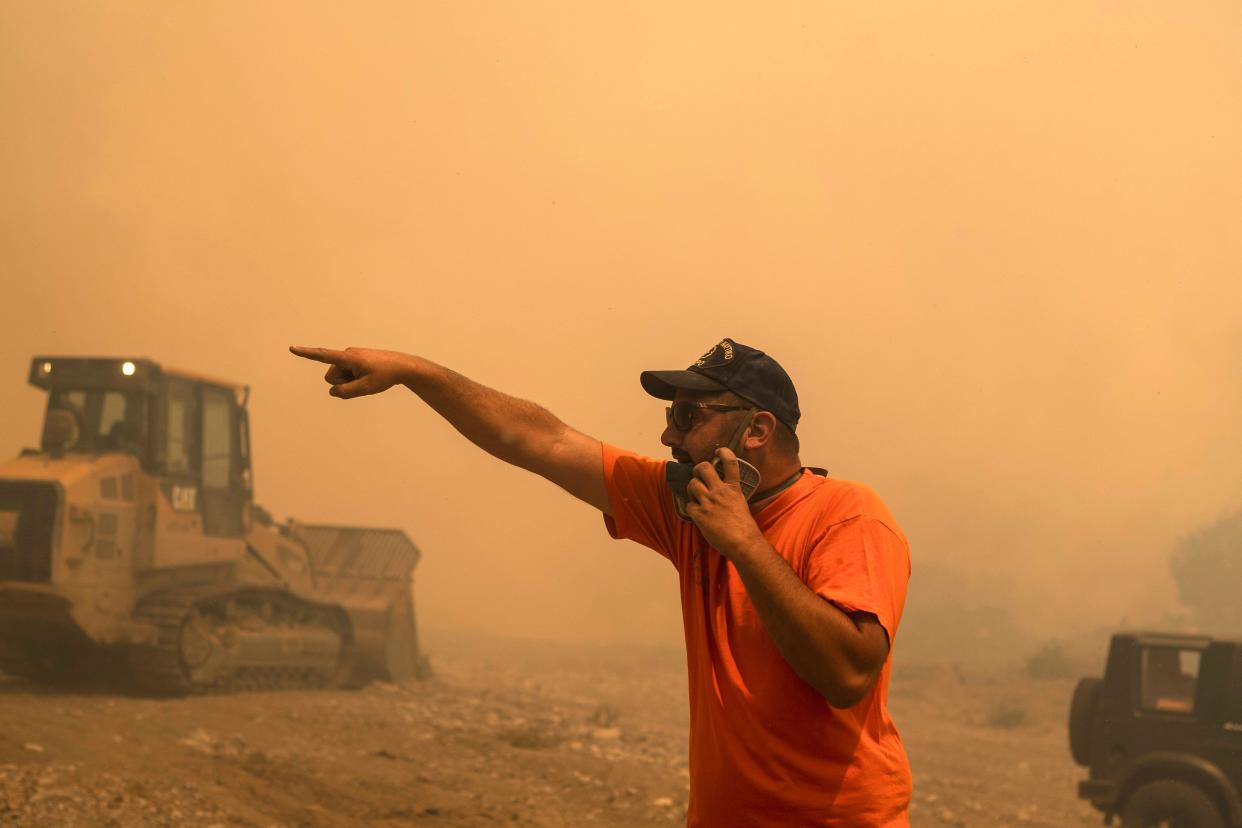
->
[121,361,136,376]
[41,361,53,375]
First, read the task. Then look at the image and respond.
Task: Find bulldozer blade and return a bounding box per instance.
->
[292,524,424,686]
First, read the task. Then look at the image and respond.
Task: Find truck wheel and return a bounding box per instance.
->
[1068,676,1102,766]
[1121,780,1224,828]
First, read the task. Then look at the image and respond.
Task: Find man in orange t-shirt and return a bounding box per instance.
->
[291,337,912,826]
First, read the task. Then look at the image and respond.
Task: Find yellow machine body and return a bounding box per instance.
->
[0,356,424,692]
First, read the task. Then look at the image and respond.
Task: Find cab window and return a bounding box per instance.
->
[201,387,235,490]
[161,378,199,476]
[47,389,145,454]
[1140,646,1200,714]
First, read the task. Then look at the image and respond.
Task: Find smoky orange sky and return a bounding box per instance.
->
[2,2,1240,649]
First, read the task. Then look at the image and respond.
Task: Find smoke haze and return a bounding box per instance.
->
[3,2,1240,653]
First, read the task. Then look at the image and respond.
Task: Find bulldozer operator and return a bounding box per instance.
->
[291,339,912,828]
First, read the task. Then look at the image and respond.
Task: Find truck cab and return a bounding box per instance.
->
[1071,632,1242,827]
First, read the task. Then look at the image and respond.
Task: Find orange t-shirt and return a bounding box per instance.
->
[601,443,912,827]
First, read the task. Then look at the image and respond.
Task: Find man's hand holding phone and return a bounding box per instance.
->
[684,447,766,559]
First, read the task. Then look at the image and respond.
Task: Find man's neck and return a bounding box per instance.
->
[749,460,805,506]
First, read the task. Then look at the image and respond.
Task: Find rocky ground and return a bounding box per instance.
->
[0,631,1104,827]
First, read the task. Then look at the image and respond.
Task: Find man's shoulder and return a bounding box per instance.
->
[799,475,905,538]
[600,443,673,517]
[602,443,665,477]
[802,474,886,512]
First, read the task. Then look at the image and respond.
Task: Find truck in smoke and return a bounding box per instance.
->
[0,356,426,693]
[1070,631,1242,827]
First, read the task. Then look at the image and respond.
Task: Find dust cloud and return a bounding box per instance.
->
[2,2,1240,661]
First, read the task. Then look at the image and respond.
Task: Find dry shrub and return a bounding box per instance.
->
[1025,641,1076,680]
[985,701,1027,729]
[587,704,621,728]
[501,722,564,750]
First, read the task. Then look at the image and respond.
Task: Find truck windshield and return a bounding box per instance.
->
[45,388,148,457]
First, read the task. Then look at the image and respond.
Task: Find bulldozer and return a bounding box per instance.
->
[0,356,426,694]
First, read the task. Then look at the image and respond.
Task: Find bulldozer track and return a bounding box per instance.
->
[128,588,352,696]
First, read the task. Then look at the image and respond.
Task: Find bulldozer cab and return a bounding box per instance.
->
[30,356,253,538]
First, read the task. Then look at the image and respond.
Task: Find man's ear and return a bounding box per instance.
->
[744,411,778,449]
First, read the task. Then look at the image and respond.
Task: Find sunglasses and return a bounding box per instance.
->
[664,401,752,432]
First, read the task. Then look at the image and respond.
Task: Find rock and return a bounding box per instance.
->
[179,729,218,755]
[591,727,621,742]
[29,788,75,804]
[652,797,674,808]
[22,744,43,753]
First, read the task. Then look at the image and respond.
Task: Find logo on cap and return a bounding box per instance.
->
[695,339,734,369]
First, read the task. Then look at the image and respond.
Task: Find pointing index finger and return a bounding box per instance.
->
[289,345,350,366]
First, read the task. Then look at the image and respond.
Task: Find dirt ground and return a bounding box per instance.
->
[0,630,1105,827]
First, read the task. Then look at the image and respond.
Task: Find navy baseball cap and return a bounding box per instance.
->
[640,338,801,432]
